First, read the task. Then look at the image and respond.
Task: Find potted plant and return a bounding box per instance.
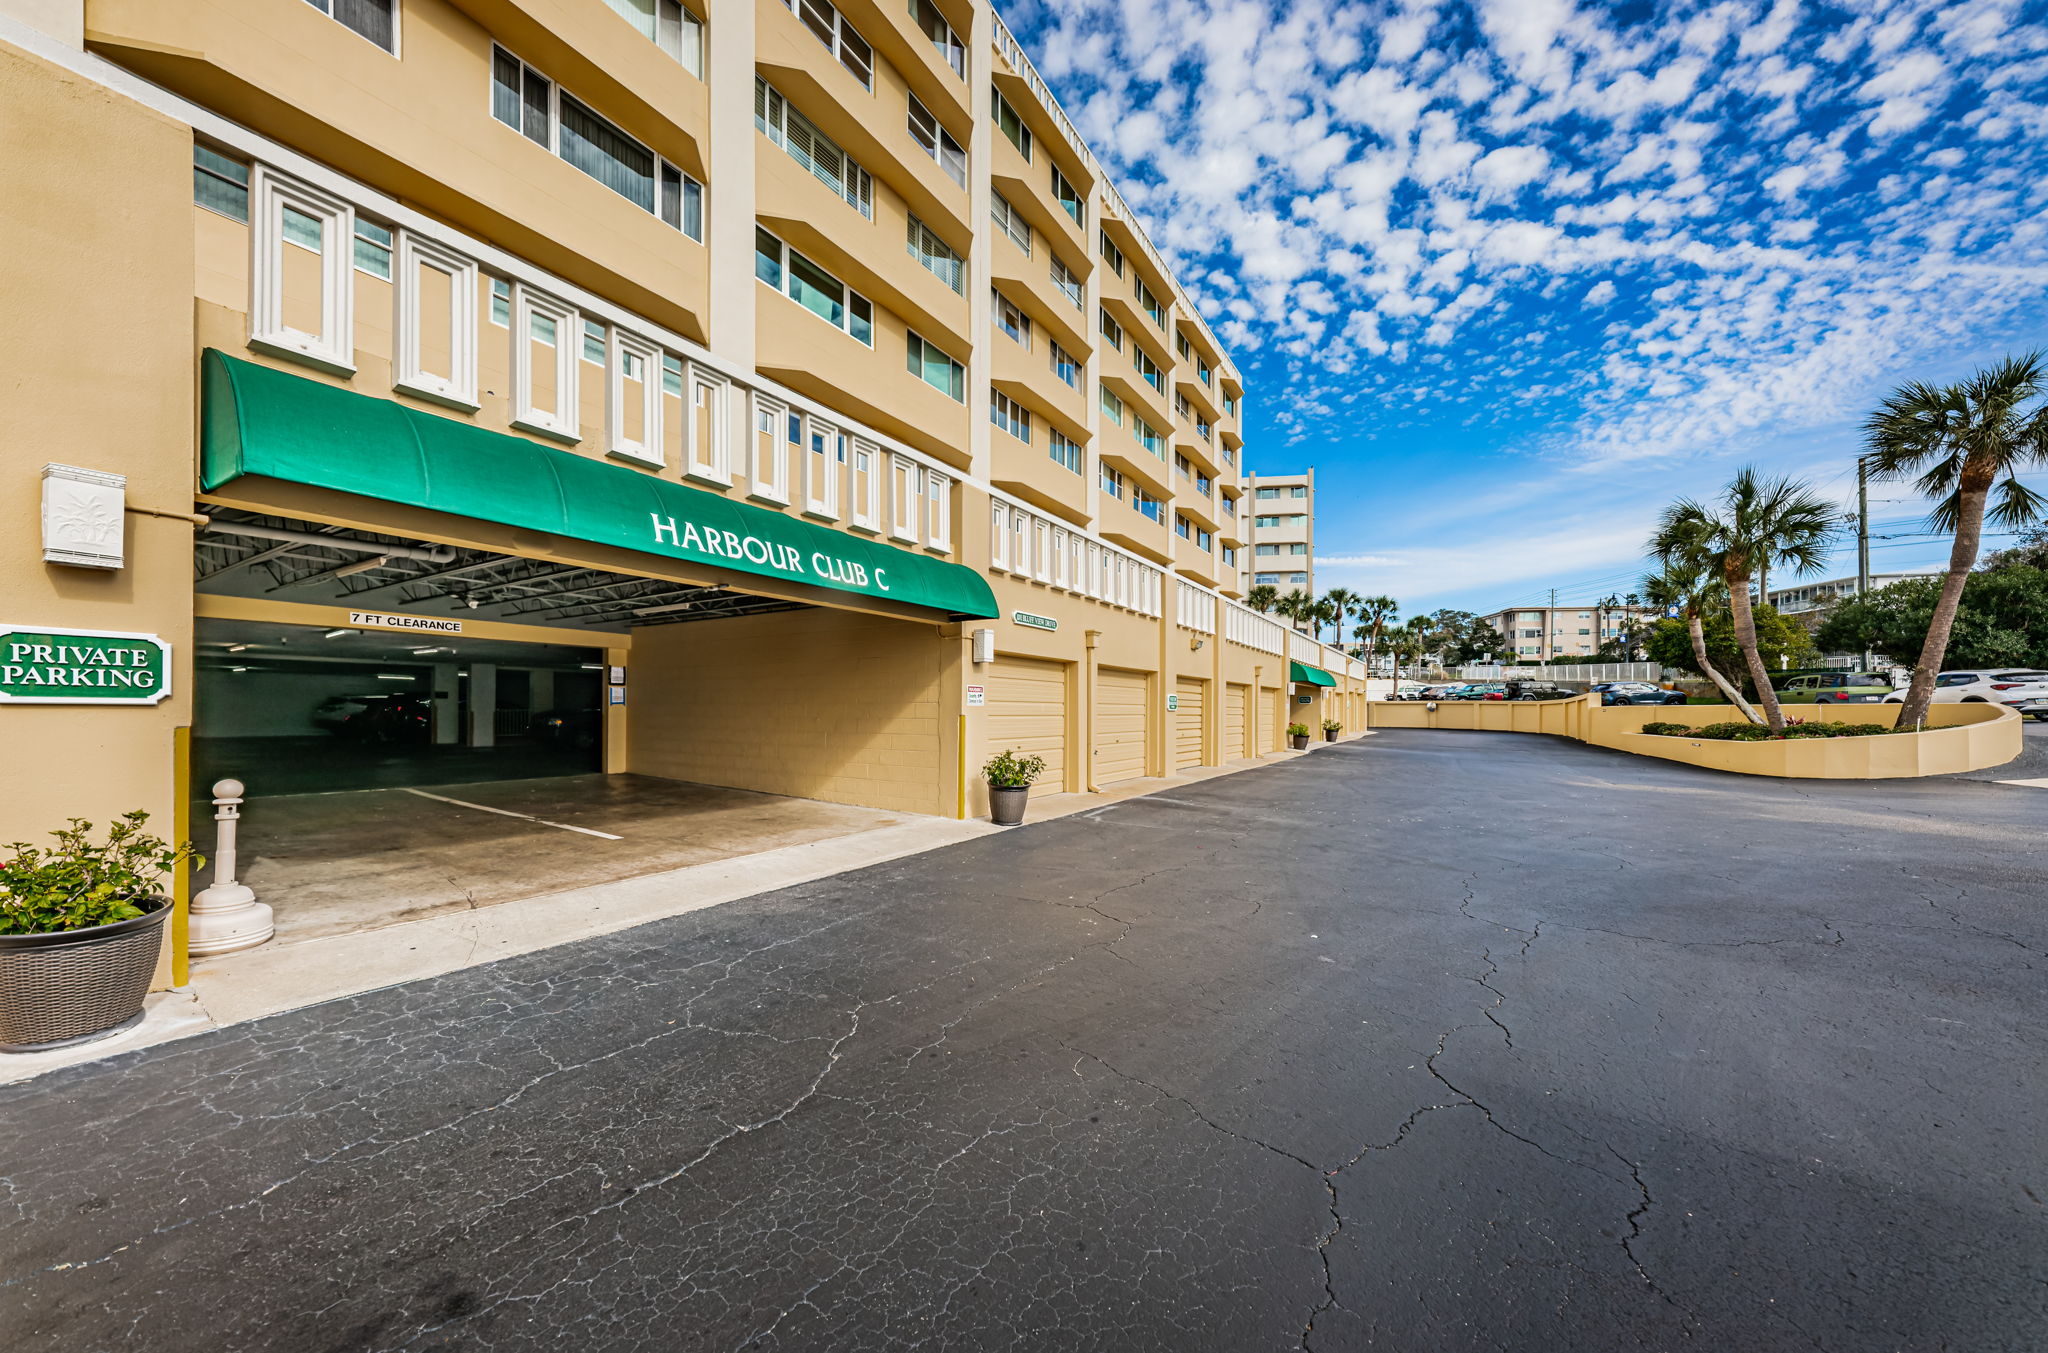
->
[1287,722,1312,750]
[1322,718,1342,742]
[0,812,196,1053]
[983,749,1047,826]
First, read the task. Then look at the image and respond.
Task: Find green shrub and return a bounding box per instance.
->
[0,811,197,936]
[983,749,1047,788]
[1643,719,1909,742]
[1286,722,1312,738]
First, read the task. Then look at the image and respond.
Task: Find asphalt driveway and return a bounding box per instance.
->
[4,731,2042,1351]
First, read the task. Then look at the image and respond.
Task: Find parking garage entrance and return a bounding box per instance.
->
[192,616,607,796]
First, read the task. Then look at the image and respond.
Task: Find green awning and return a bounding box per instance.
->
[1289,660,1337,687]
[200,350,999,620]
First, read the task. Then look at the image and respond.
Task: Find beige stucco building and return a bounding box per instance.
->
[0,0,1367,985]
[1243,468,1314,599]
[1483,603,1658,662]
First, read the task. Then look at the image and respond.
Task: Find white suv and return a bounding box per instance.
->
[1885,670,2048,722]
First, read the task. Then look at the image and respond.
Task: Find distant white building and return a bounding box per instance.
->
[1768,572,1941,616]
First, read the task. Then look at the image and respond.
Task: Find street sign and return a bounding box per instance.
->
[0,626,171,704]
[1013,611,1057,631]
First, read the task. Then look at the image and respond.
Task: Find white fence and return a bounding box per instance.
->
[1457,662,1664,684]
[1223,601,1286,655]
[1174,579,1216,633]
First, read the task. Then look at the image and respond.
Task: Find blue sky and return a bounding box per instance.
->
[1003,0,2048,614]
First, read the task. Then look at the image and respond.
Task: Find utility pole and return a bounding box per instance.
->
[1857,454,1874,673]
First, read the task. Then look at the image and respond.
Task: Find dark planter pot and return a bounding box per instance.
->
[1288,734,1310,750]
[1324,729,1340,741]
[0,897,169,1053]
[988,785,1030,826]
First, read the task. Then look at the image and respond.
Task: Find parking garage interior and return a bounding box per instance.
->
[187,508,915,946]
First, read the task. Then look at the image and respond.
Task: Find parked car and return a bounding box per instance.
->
[1885,670,2048,721]
[1505,681,1581,701]
[1453,683,1509,701]
[312,693,376,733]
[1594,682,1688,707]
[1776,672,1894,705]
[1410,683,1465,701]
[339,692,432,743]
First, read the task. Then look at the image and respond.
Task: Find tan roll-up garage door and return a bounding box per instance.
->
[986,655,1067,791]
[1095,668,1149,784]
[1257,686,1280,754]
[1224,683,1248,760]
[1175,678,1206,770]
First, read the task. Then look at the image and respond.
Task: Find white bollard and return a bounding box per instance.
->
[188,778,275,956]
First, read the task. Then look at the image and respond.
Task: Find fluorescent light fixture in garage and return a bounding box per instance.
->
[323,628,359,638]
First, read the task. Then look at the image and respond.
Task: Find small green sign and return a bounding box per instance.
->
[0,627,171,705]
[1013,611,1058,631]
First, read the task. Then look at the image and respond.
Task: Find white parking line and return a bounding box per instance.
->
[399,788,624,839]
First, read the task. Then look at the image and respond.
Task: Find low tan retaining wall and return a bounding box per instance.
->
[1364,696,2022,779]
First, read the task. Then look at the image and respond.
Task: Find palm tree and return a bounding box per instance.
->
[1276,588,1315,634]
[1652,468,1839,733]
[1640,564,1760,722]
[1353,595,1399,673]
[1319,587,1362,648]
[1245,583,1279,615]
[1865,354,2048,726]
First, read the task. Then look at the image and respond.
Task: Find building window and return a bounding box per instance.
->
[488,277,512,326]
[802,416,844,519]
[684,370,728,483]
[1100,463,1124,500]
[1099,384,1124,427]
[1099,229,1125,278]
[581,317,607,365]
[909,0,965,77]
[994,289,1032,347]
[906,215,965,294]
[784,0,872,87]
[907,331,965,400]
[1198,359,1213,386]
[1135,279,1164,328]
[748,392,791,504]
[1255,543,1278,556]
[1133,416,1163,457]
[1133,489,1162,523]
[757,78,872,219]
[493,49,701,237]
[992,87,1032,159]
[1222,545,1236,566]
[1051,163,1083,226]
[990,191,1032,253]
[351,218,393,278]
[756,227,873,344]
[1049,340,1078,387]
[1050,254,1082,308]
[1133,345,1163,392]
[1175,513,1192,540]
[890,454,923,542]
[926,471,953,552]
[510,283,579,440]
[1224,393,1238,417]
[303,0,396,53]
[1049,429,1081,474]
[603,328,661,465]
[990,390,1032,443]
[602,0,704,76]
[906,94,967,186]
[249,167,356,375]
[194,144,249,222]
[848,435,881,530]
[1098,307,1123,352]
[393,231,479,410]
[1176,331,1192,361]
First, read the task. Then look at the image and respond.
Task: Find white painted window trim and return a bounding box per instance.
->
[925,470,953,554]
[748,391,792,504]
[605,327,663,466]
[249,166,356,375]
[848,435,881,532]
[989,501,1010,571]
[392,230,479,410]
[889,454,922,544]
[802,416,842,521]
[510,283,579,442]
[684,366,729,485]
